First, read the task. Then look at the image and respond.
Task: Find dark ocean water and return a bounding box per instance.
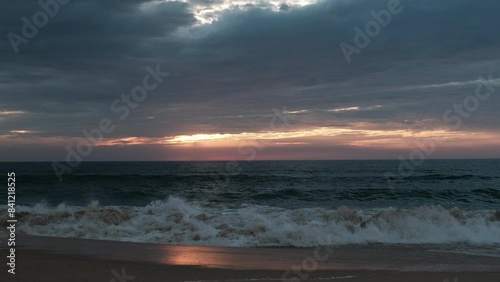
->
[1,160,500,247]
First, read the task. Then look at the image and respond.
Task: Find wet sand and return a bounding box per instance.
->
[2,235,500,281]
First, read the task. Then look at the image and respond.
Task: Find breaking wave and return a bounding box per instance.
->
[2,197,500,247]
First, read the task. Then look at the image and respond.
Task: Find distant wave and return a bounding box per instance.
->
[249,187,500,202]
[2,197,500,247]
[23,173,499,183]
[386,173,498,181]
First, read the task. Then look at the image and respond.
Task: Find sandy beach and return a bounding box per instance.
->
[1,235,499,281]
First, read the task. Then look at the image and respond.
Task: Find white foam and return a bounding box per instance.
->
[1,197,500,247]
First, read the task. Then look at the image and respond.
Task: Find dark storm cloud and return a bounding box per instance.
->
[1,0,500,160]
[1,0,196,138]
[152,0,500,136]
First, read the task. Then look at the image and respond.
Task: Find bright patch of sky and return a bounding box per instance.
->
[170,0,319,24]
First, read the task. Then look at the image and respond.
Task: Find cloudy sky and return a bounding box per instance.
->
[1,0,500,161]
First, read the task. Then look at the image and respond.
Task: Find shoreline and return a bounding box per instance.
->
[1,235,500,281]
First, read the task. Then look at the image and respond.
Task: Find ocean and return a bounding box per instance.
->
[1,160,500,248]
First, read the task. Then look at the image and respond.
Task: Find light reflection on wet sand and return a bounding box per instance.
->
[13,235,500,272]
